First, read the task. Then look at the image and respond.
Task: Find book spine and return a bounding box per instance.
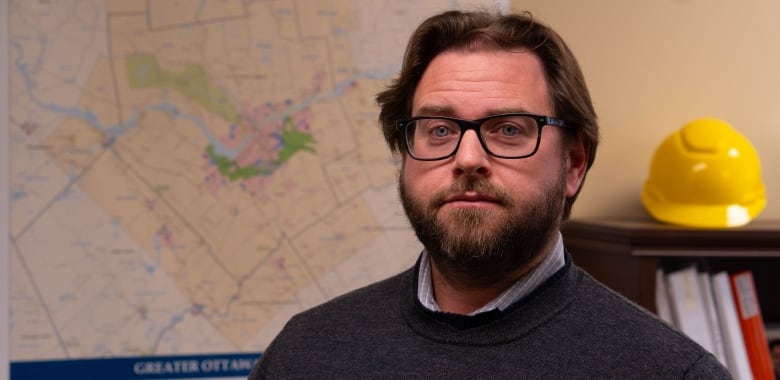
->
[665,265,715,353]
[712,271,753,380]
[699,272,727,367]
[730,271,775,380]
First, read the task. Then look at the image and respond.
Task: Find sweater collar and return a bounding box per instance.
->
[400,251,578,346]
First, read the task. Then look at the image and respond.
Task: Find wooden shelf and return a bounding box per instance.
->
[561,218,780,322]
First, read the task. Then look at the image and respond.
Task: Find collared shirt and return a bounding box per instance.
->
[417,232,565,315]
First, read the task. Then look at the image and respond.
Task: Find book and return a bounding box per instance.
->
[766,323,780,341]
[655,267,674,325]
[730,270,775,380]
[698,271,727,367]
[712,271,753,380]
[665,265,715,354]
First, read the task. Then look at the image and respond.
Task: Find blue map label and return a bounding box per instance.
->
[10,353,261,379]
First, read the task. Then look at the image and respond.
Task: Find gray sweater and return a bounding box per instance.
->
[250,254,730,379]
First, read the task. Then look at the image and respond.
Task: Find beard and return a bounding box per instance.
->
[399,169,566,288]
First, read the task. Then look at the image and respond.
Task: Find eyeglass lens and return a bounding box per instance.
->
[404,115,540,159]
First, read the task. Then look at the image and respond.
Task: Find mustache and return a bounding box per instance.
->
[429,177,514,209]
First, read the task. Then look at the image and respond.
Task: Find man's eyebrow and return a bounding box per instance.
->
[414,105,535,118]
[414,105,455,116]
[485,107,534,115]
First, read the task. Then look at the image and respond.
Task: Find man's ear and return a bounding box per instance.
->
[565,131,589,198]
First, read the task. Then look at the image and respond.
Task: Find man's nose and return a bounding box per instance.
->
[453,130,490,176]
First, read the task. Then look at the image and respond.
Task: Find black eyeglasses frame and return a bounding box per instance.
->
[395,113,575,161]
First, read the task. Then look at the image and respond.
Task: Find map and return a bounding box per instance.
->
[6,0,499,373]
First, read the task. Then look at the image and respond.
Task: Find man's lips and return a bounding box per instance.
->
[442,192,502,206]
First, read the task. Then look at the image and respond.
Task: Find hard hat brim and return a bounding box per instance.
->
[641,189,766,228]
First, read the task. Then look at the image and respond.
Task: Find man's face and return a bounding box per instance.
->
[399,49,587,280]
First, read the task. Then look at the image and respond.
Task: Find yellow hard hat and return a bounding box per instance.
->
[641,118,766,228]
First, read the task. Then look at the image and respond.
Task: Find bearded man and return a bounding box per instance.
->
[250,9,730,379]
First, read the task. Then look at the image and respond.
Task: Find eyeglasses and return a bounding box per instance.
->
[395,113,575,161]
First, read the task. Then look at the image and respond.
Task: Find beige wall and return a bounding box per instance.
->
[511,0,780,222]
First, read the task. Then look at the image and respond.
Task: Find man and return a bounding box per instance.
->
[249,10,729,379]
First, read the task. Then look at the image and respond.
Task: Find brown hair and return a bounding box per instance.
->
[376,9,599,218]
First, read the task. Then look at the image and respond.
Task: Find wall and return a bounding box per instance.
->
[512,0,780,222]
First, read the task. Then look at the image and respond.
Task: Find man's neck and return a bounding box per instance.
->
[429,249,549,315]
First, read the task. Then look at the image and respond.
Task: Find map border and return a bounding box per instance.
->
[2,0,11,376]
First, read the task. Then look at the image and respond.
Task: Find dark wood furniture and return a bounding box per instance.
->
[561,218,780,324]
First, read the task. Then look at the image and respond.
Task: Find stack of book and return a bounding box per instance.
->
[657,266,776,379]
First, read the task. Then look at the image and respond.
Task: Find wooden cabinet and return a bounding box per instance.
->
[561,219,780,324]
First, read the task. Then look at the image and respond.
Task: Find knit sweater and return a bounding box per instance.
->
[250,253,730,379]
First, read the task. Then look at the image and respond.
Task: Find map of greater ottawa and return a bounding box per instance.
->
[6,0,495,360]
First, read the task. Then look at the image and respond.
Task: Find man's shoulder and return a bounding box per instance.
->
[561,267,730,377]
[570,267,719,352]
[288,267,411,326]
[571,266,683,333]
[250,268,415,379]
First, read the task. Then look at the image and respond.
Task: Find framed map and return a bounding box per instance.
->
[3,0,502,378]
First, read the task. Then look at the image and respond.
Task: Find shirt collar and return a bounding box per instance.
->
[416,232,565,315]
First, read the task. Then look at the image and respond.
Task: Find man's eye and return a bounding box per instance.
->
[499,125,520,136]
[432,125,451,137]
